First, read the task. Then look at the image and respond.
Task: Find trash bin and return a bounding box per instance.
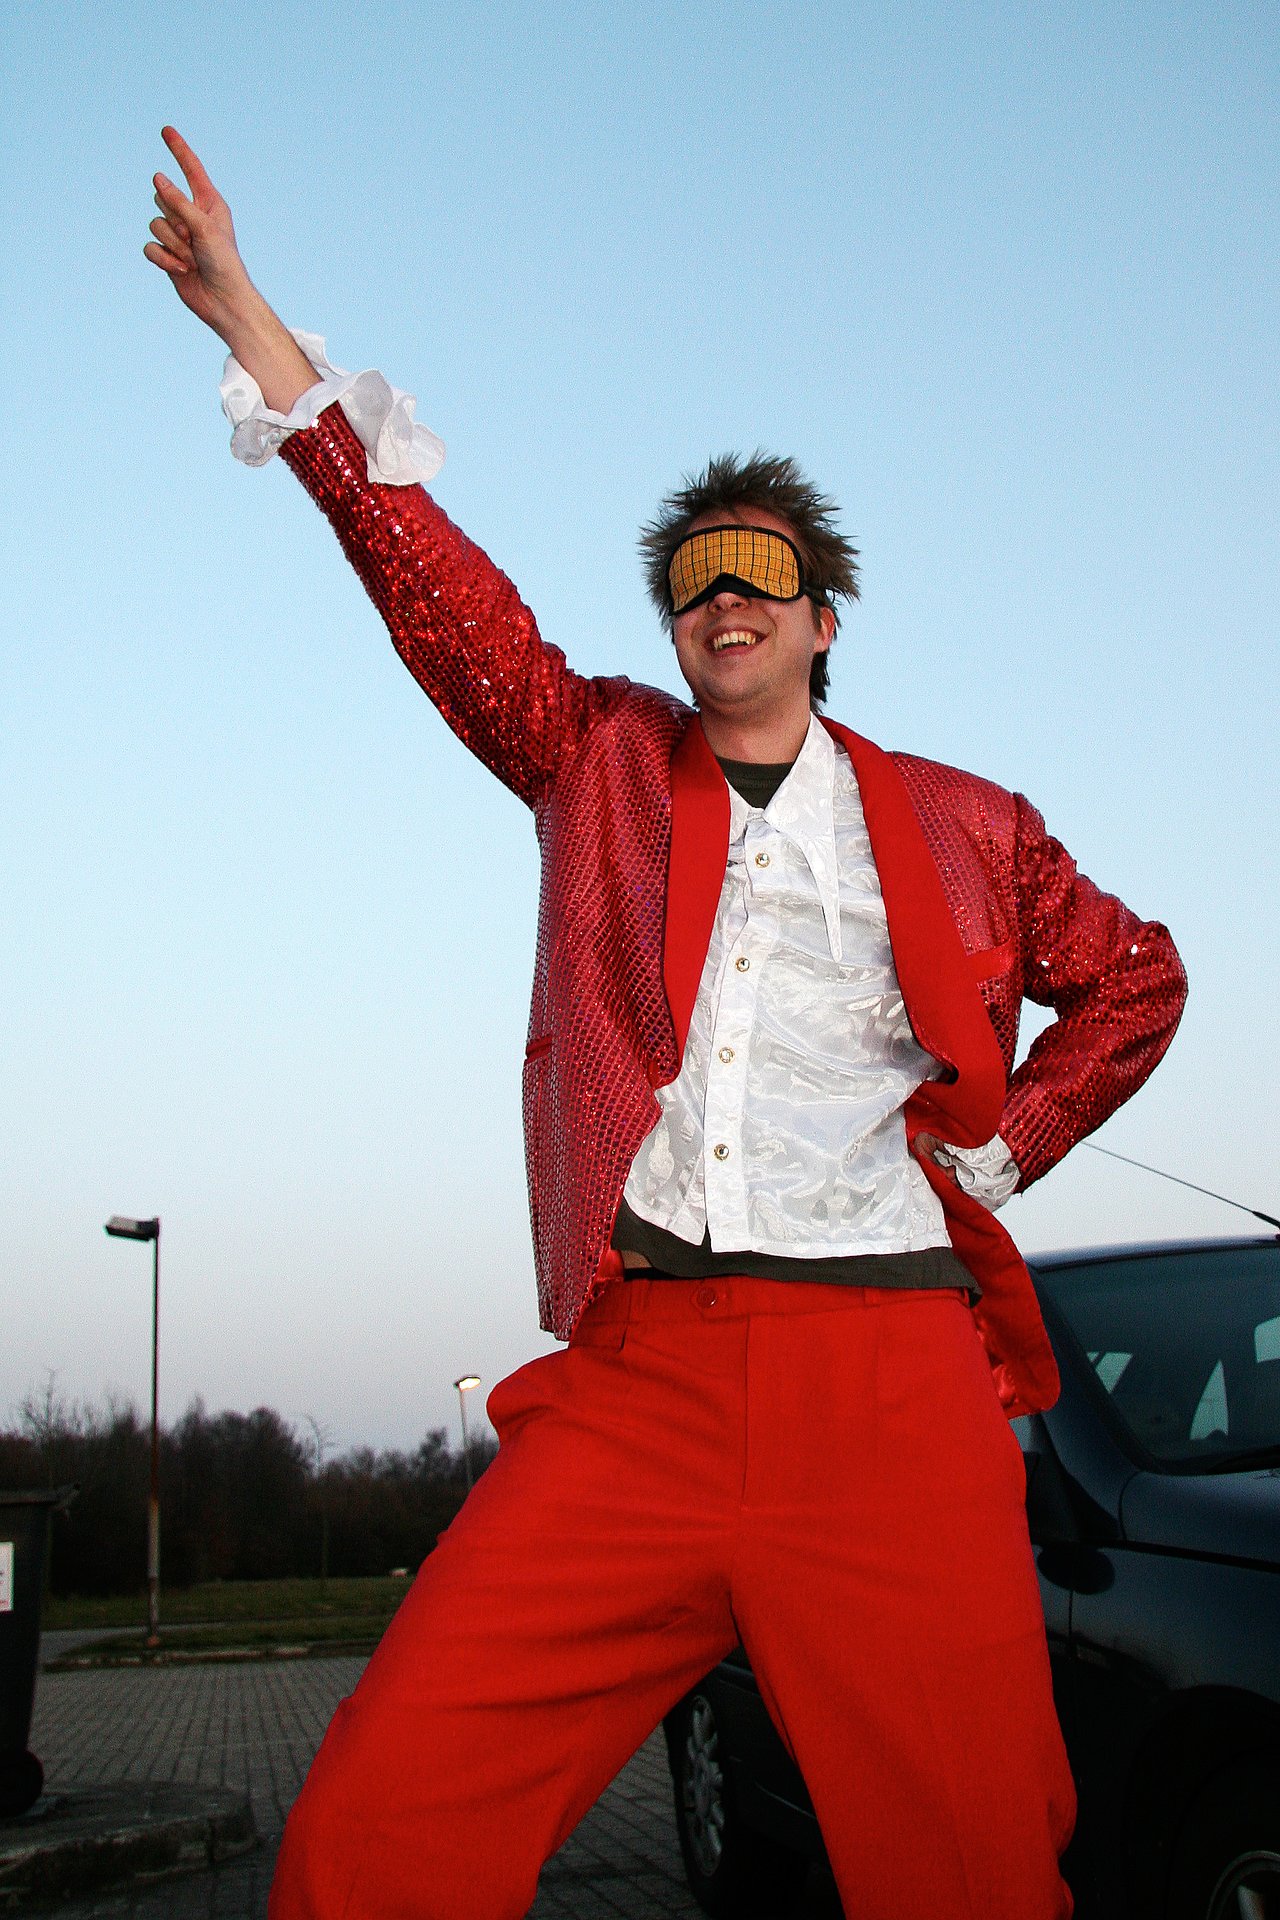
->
[0,1486,77,1818]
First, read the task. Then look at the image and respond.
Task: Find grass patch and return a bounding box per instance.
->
[48,1612,398,1666]
[43,1575,413,1632]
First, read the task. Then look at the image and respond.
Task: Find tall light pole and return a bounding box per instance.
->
[453,1375,481,1491]
[104,1215,161,1647]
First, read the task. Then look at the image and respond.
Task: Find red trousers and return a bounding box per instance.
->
[271,1279,1075,1919]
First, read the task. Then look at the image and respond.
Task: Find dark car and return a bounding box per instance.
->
[663,1236,1280,1920]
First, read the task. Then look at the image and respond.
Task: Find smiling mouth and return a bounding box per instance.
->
[709,629,762,652]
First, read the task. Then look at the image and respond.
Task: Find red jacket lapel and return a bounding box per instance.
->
[664,716,730,1062]
[823,721,1006,1149]
[825,722,1057,1410]
[664,714,1005,1146]
[660,713,1056,1410]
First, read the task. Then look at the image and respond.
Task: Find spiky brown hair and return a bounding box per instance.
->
[638,451,860,705]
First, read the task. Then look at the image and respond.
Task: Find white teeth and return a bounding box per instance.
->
[711,630,760,651]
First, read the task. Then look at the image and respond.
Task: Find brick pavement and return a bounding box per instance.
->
[28,1656,843,1918]
[32,1658,362,1841]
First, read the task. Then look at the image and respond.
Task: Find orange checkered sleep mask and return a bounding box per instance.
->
[667,524,808,613]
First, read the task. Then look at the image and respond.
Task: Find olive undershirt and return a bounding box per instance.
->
[611,756,975,1294]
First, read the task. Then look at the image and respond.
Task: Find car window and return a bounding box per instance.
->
[1087,1351,1133,1393]
[1188,1359,1228,1442]
[1033,1245,1280,1469]
[1256,1313,1280,1364]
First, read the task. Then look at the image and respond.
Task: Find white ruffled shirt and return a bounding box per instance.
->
[221,333,1020,1221]
[220,330,445,483]
[623,720,1017,1256]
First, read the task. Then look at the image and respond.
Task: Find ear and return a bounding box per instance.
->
[814,605,836,653]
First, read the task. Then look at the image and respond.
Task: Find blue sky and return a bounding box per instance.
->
[2,1,1276,1450]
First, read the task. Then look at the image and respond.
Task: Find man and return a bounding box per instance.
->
[145,128,1186,1920]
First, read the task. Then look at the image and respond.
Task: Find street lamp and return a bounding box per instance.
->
[104,1215,161,1647]
[453,1375,481,1491]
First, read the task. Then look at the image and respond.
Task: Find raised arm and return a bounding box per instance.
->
[145,129,629,806]
[277,404,630,804]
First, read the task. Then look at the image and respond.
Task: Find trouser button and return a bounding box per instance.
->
[694,1286,718,1310]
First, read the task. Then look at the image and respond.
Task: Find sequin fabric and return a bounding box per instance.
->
[893,755,1188,1186]
[280,404,1187,1361]
[280,405,681,1341]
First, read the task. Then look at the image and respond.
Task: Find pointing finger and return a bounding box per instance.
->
[161,125,220,211]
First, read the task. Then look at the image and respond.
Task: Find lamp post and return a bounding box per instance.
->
[453,1375,481,1491]
[104,1215,161,1647]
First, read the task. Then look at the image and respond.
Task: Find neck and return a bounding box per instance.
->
[698,703,814,764]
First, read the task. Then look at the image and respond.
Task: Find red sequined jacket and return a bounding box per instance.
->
[281,405,1187,1417]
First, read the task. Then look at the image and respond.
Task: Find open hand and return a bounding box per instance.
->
[144,127,255,343]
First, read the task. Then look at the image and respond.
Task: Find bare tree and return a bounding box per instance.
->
[18,1370,85,1486]
[300,1413,334,1589]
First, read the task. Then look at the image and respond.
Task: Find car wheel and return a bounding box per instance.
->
[669,1689,809,1919]
[1168,1763,1280,1920]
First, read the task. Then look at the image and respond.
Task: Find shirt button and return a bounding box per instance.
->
[754,851,771,867]
[718,1046,735,1063]
[713,1143,730,1160]
[735,956,750,972]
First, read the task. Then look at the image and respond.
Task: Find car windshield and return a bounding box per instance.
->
[1033,1244,1280,1469]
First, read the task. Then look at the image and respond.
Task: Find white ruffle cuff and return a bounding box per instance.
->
[934,1134,1022,1212]
[219,330,445,486]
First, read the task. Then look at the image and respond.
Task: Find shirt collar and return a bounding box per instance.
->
[727,716,843,962]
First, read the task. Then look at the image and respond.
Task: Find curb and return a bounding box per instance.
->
[0,1784,257,1908]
